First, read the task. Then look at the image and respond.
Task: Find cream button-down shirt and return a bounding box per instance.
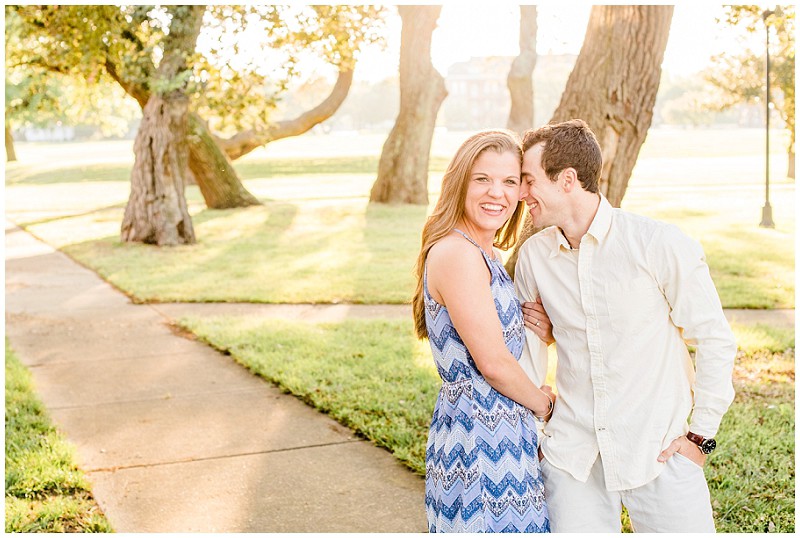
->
[515,194,736,491]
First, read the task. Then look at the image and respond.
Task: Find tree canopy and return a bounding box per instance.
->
[5,8,138,145]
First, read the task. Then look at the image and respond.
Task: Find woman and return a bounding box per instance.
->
[412,129,554,533]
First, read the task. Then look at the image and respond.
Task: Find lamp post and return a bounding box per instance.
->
[760,8,775,228]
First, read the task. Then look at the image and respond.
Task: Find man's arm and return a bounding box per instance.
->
[513,243,550,386]
[651,224,737,437]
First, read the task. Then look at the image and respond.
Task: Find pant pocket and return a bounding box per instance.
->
[672,451,704,472]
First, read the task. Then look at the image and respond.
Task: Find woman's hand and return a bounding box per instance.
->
[533,384,556,420]
[522,297,555,345]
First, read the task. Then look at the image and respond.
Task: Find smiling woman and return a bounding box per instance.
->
[411,129,555,532]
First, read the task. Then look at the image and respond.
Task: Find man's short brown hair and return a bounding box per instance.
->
[522,119,602,193]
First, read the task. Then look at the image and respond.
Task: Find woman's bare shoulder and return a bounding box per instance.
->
[428,233,481,266]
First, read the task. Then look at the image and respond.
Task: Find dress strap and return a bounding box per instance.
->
[453,228,495,261]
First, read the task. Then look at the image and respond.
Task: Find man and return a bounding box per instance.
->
[514,119,736,532]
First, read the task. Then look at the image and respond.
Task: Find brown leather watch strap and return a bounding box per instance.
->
[686,432,705,446]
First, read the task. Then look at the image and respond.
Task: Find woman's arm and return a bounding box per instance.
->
[427,239,553,417]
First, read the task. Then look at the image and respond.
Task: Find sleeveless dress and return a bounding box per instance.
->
[424,229,549,533]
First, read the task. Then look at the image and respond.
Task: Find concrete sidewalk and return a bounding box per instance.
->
[4,223,427,533]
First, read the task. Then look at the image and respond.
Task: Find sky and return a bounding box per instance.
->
[353,3,762,83]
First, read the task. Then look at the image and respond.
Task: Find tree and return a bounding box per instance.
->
[9,4,256,209]
[121,5,204,246]
[706,5,795,178]
[369,6,447,205]
[506,6,538,135]
[507,5,673,275]
[9,5,384,208]
[5,126,15,162]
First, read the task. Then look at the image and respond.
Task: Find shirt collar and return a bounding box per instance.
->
[548,193,612,258]
[587,193,613,244]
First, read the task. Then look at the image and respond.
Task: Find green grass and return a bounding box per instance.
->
[5,341,112,533]
[730,322,795,354]
[5,163,133,185]
[236,155,450,179]
[179,315,794,532]
[710,349,795,533]
[30,201,428,304]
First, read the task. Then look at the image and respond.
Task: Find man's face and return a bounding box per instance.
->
[521,143,565,229]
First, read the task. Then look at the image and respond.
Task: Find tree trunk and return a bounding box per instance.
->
[507,6,537,134]
[552,5,673,207]
[121,5,204,246]
[369,6,447,205]
[121,94,196,245]
[6,124,17,162]
[215,68,355,161]
[187,112,261,208]
[508,5,673,276]
[103,26,259,210]
[787,124,795,178]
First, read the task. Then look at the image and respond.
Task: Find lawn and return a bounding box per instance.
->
[5,341,112,533]
[178,316,795,533]
[5,128,795,308]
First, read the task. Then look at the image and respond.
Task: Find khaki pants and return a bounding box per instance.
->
[540,453,715,533]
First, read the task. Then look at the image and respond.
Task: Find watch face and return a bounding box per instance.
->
[701,438,717,454]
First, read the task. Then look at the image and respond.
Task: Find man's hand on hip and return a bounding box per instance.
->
[657,435,708,467]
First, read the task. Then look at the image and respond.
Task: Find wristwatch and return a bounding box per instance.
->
[686,432,717,454]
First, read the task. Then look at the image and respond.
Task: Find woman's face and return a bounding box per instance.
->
[462,149,522,235]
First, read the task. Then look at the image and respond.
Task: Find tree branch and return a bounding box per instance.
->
[214,67,354,160]
[104,58,150,108]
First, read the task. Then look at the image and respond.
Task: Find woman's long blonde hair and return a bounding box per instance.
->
[412,129,526,339]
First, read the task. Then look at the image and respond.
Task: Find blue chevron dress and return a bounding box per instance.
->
[424,230,549,533]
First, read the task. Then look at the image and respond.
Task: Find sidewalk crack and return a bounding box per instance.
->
[85,439,363,473]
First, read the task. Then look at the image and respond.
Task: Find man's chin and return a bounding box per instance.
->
[529,216,546,229]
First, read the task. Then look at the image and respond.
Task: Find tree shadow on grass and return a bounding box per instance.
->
[60,199,301,303]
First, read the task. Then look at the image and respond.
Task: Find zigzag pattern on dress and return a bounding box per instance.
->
[423,229,549,533]
[426,441,540,488]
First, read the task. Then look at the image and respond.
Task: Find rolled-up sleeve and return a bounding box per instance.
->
[649,224,736,437]
[513,244,550,387]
